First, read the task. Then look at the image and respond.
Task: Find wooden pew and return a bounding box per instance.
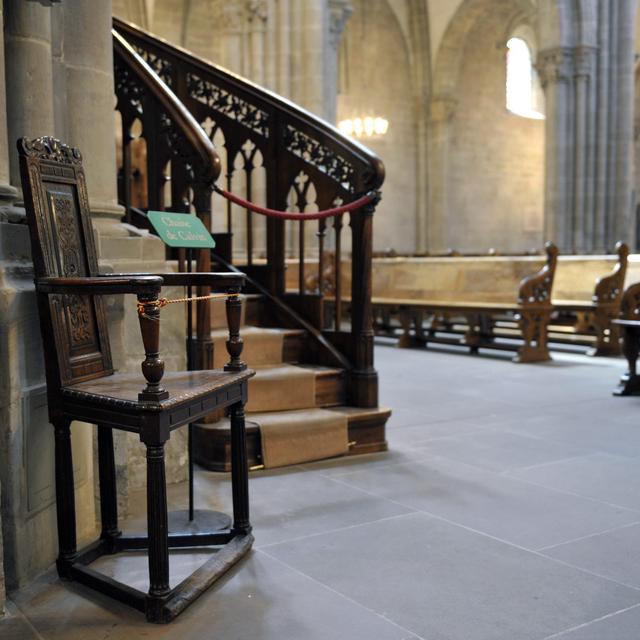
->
[369,243,559,363]
[551,242,628,356]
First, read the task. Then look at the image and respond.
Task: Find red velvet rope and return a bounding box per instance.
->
[214,185,376,220]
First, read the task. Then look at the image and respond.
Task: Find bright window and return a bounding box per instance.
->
[506,37,544,120]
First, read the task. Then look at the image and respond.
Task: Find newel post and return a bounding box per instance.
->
[193,183,215,369]
[348,197,378,408]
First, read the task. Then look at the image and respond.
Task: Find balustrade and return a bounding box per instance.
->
[113,17,385,406]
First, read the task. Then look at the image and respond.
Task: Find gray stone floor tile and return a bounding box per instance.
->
[540,523,640,588]
[299,447,425,475]
[472,408,640,458]
[10,552,416,640]
[414,428,594,473]
[264,512,640,640]
[0,602,40,640]
[508,453,640,511]
[542,604,640,639]
[125,466,414,548]
[331,455,639,549]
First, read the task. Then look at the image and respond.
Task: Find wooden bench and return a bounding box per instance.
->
[551,242,628,356]
[369,243,559,363]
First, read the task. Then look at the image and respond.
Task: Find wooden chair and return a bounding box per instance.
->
[17,136,254,623]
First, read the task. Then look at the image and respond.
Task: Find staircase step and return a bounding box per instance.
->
[211,326,305,369]
[210,326,306,368]
[245,364,345,413]
[193,406,391,471]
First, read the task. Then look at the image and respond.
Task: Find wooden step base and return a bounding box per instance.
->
[193,406,390,472]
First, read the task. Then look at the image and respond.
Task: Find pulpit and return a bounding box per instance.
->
[18,136,254,623]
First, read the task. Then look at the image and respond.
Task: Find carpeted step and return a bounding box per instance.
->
[245,364,344,412]
[193,405,391,471]
[210,326,306,368]
[250,408,349,468]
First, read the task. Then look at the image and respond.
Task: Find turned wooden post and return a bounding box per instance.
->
[137,292,169,401]
[145,441,170,602]
[194,184,215,370]
[349,195,379,407]
[224,292,246,372]
[230,399,251,534]
[53,418,77,577]
[98,425,121,546]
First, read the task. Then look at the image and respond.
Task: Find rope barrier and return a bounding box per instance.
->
[213,184,377,221]
[137,292,231,320]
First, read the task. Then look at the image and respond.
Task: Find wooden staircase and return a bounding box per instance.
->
[194,294,389,471]
[112,18,389,470]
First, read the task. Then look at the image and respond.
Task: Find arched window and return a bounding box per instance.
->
[506,36,544,119]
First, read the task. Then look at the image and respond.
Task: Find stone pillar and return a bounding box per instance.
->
[426,96,456,252]
[0,3,17,213]
[611,0,637,246]
[537,48,574,250]
[572,46,597,252]
[326,0,352,125]
[61,0,124,237]
[4,0,55,192]
[0,482,4,616]
[247,0,268,85]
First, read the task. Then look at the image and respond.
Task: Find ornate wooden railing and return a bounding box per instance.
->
[112,17,385,407]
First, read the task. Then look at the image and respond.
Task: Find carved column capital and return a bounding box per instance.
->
[246,0,268,24]
[216,2,246,34]
[536,48,574,87]
[573,46,597,79]
[329,0,353,50]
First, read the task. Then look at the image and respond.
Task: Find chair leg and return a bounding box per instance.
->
[97,425,121,547]
[53,418,77,578]
[230,401,251,535]
[145,441,170,602]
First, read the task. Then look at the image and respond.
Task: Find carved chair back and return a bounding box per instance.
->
[18,137,113,391]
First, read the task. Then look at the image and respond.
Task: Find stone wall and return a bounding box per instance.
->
[0,480,4,616]
[446,9,544,253]
[338,0,418,253]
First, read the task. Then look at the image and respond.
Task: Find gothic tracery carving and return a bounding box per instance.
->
[284,125,356,192]
[187,72,270,138]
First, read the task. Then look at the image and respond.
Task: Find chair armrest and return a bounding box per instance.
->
[113,271,245,291]
[35,275,163,295]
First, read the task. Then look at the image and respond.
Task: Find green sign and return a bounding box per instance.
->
[147,211,216,249]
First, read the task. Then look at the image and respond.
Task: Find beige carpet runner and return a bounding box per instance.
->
[245,364,316,412]
[251,408,349,468]
[206,296,350,467]
[211,325,285,368]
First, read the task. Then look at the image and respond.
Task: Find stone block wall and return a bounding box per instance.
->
[446,6,544,254]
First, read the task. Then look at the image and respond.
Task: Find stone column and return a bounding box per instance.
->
[0,3,17,214]
[326,0,352,125]
[572,46,597,251]
[61,0,124,236]
[4,0,55,192]
[426,96,456,252]
[0,484,4,616]
[247,0,268,85]
[537,47,574,250]
[611,0,637,246]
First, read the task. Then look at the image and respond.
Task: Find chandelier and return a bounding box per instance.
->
[337,116,389,139]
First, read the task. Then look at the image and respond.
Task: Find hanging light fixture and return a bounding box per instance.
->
[338,116,389,139]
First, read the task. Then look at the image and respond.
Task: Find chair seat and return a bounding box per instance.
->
[62,369,254,410]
